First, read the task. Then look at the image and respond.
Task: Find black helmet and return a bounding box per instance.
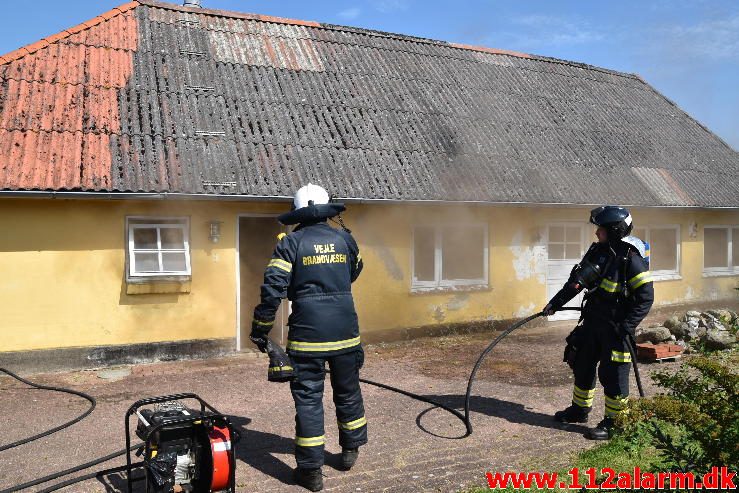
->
[590,206,633,240]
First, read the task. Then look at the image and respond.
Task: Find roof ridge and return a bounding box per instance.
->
[0,1,139,66]
[139,0,638,80]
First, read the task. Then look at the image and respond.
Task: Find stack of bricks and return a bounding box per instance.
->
[636,342,684,362]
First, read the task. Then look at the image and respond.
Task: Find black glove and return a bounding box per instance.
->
[249,335,268,353]
[543,303,556,316]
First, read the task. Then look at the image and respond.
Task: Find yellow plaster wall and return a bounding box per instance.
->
[345,204,739,334]
[0,198,737,353]
[0,198,284,352]
[628,207,739,305]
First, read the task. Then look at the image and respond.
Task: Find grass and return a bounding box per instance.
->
[464,431,663,492]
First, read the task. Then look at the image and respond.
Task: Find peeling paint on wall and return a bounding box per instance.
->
[509,230,546,283]
[684,286,695,300]
[514,302,536,318]
[431,305,445,322]
[446,293,470,311]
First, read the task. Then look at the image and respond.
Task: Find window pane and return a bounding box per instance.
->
[162,252,187,272]
[565,227,580,242]
[549,226,564,242]
[133,228,158,249]
[548,244,564,260]
[704,228,728,268]
[134,252,160,272]
[442,226,484,280]
[650,228,677,271]
[733,229,739,268]
[565,243,581,260]
[160,227,185,249]
[414,227,435,281]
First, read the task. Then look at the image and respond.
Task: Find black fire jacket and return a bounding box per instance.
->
[251,221,364,356]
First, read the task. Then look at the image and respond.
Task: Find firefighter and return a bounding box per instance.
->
[543,206,654,440]
[250,183,366,492]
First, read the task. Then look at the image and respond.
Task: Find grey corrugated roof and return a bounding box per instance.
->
[0,0,737,207]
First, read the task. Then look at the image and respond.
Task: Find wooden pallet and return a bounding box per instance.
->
[641,354,682,363]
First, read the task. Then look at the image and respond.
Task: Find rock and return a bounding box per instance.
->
[705,309,732,324]
[705,320,727,332]
[703,329,735,350]
[686,310,702,319]
[728,310,738,324]
[664,316,681,330]
[635,326,672,344]
[667,320,691,339]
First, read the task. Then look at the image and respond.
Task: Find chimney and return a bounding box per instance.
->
[183,0,202,7]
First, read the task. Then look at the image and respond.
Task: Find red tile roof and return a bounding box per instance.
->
[0,0,736,206]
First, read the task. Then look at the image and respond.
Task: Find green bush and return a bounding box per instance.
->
[617,354,738,472]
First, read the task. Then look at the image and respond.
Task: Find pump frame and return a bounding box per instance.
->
[124,393,238,493]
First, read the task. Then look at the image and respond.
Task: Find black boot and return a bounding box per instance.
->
[294,467,323,492]
[554,404,590,423]
[586,417,614,440]
[341,447,359,470]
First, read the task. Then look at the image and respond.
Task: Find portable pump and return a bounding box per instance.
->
[126,394,238,493]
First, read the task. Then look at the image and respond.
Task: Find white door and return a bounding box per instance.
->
[546,224,586,321]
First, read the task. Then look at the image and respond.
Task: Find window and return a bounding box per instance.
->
[703,226,739,275]
[547,225,583,260]
[632,226,680,279]
[412,224,488,290]
[127,217,191,278]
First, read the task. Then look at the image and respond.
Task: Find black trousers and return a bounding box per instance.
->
[570,319,631,417]
[290,348,367,469]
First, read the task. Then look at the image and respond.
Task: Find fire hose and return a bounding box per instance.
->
[0,368,145,493]
[357,307,644,438]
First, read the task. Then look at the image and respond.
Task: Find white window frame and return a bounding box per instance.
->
[411,223,489,291]
[702,225,739,277]
[126,216,192,280]
[632,225,681,281]
[546,223,586,261]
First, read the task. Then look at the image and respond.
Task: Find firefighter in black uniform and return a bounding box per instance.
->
[544,206,654,440]
[250,184,366,492]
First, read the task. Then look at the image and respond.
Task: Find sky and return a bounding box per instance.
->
[1,0,737,150]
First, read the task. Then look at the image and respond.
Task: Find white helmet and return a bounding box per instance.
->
[293,183,329,209]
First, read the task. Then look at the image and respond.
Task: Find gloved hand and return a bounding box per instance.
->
[249,335,268,353]
[542,303,556,316]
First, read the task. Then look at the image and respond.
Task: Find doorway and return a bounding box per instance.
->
[546,223,586,321]
[237,215,288,349]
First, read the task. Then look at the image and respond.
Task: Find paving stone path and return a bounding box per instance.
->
[0,320,679,492]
